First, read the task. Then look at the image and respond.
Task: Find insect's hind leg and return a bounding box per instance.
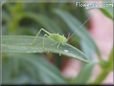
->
[41,28,51,35]
[42,34,49,49]
[30,28,50,46]
[57,43,62,56]
[30,29,42,45]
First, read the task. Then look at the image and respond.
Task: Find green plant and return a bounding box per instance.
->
[1,0,113,84]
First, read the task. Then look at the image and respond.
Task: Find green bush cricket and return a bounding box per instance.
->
[31,28,70,49]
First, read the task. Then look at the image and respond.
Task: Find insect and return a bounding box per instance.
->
[30,28,70,49]
[30,17,89,49]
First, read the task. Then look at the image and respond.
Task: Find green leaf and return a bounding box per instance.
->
[100,7,113,20]
[100,8,114,20]
[107,47,113,71]
[2,35,90,63]
[54,9,101,58]
[74,62,96,84]
[2,53,67,84]
[2,57,24,84]
[80,41,93,59]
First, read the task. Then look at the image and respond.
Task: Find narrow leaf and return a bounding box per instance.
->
[100,7,113,20]
[74,62,96,84]
[3,53,67,84]
[2,35,90,63]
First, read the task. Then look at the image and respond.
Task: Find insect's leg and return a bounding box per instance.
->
[30,29,42,45]
[42,34,49,49]
[40,28,51,35]
[30,28,50,45]
[67,33,71,41]
[57,43,62,56]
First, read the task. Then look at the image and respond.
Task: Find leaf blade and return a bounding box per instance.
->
[2,35,90,63]
[15,53,67,84]
[74,62,96,84]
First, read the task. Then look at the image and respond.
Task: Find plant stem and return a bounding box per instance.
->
[94,68,111,84]
[94,48,113,84]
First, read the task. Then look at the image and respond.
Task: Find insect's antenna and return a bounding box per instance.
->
[67,33,71,40]
[70,17,90,37]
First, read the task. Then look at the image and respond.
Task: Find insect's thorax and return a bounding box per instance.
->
[49,34,67,43]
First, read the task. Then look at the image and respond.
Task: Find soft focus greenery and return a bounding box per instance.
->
[1,0,113,84]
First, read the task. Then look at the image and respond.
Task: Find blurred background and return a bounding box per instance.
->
[1,0,113,84]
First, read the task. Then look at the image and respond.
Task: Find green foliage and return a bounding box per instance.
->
[1,1,113,84]
[100,7,113,20]
[2,53,67,84]
[74,62,96,84]
[100,1,113,20]
[2,35,89,63]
